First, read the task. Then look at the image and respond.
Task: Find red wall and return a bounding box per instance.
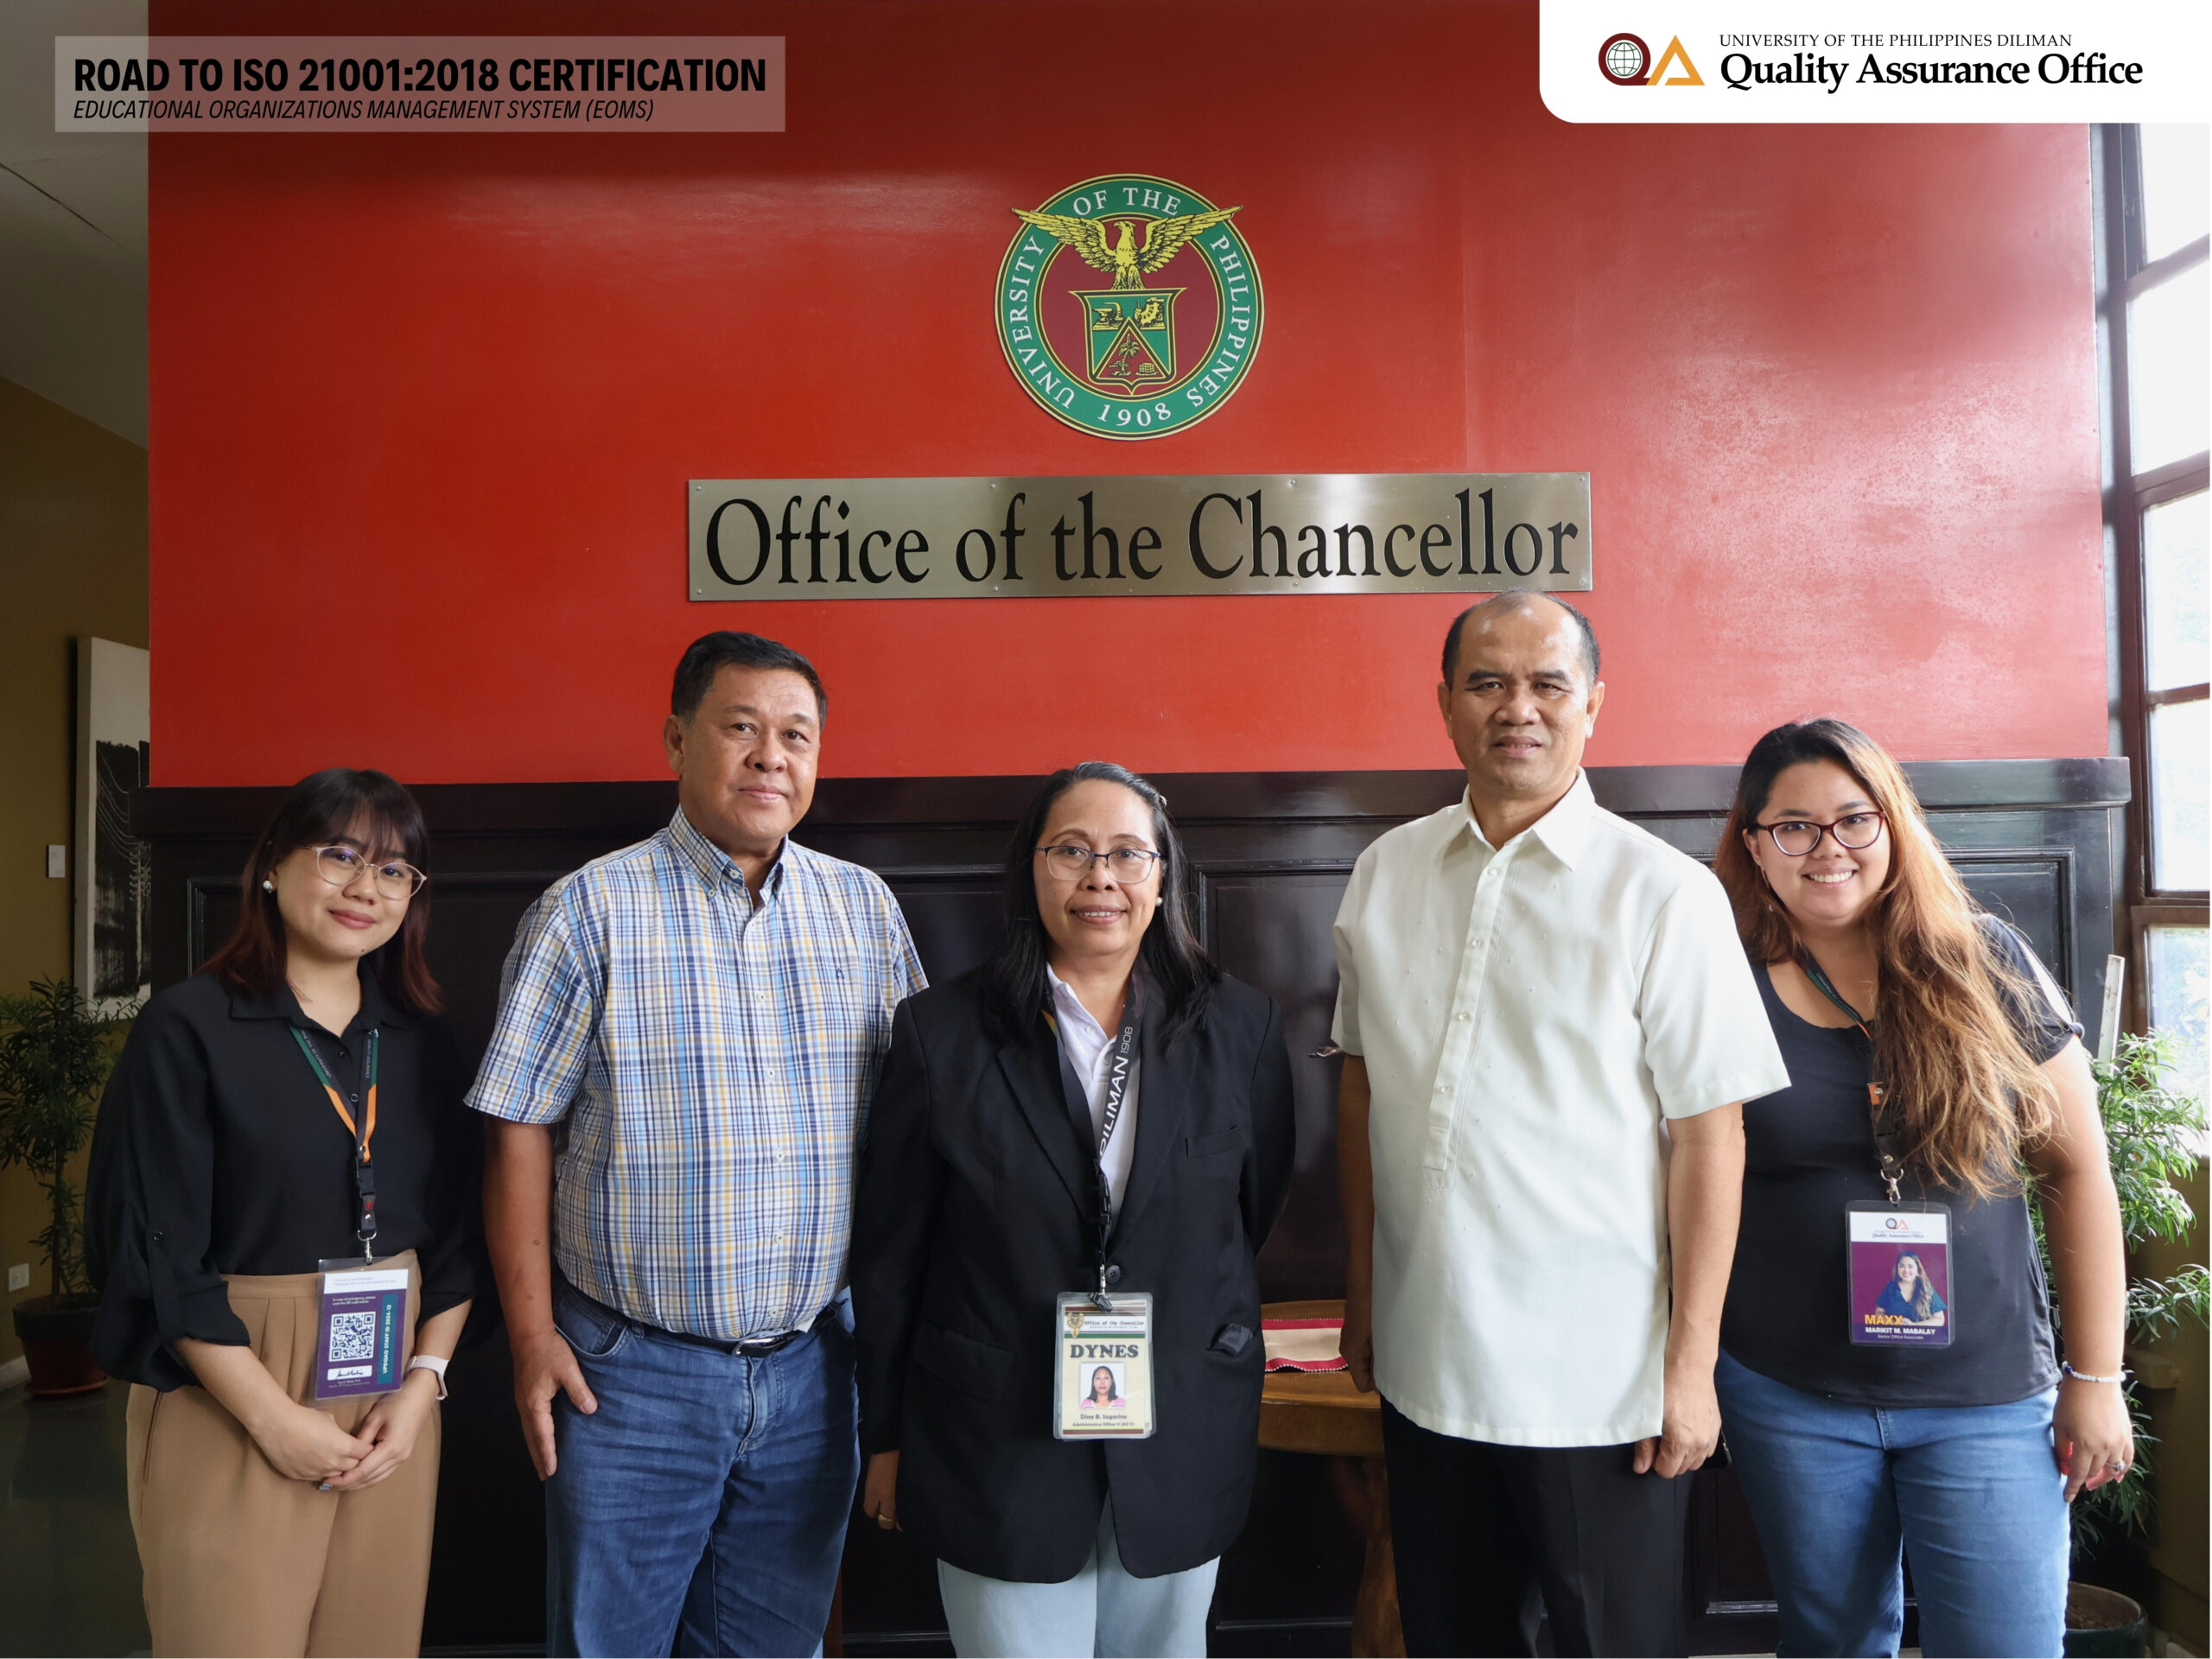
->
[149,1,2107,785]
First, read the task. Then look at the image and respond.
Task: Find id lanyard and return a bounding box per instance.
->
[1046,992,1157,1441]
[1794,947,1908,1204]
[1046,996,1141,1309]
[1801,950,1960,1348]
[290,1026,381,1261]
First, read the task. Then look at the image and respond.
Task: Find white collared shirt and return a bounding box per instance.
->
[1332,772,1789,1446]
[1046,968,1141,1211]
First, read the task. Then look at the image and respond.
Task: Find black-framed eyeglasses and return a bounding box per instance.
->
[1034,844,1163,883]
[311,843,428,899]
[1756,811,1888,858]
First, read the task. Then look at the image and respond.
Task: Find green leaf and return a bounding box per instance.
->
[2036,1028,2204,1566]
[0,977,135,1294]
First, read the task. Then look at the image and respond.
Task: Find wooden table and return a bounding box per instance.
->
[1257,1300,1403,1658]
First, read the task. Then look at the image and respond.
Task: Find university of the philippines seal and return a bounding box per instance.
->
[996,174,1264,440]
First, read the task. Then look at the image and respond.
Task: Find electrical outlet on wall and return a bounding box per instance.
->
[5,1264,28,1293]
[47,845,67,879]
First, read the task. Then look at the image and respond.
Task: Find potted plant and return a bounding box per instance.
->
[0,977,131,1396]
[2039,1028,2210,1659]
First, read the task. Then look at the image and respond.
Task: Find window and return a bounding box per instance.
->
[2098,124,2209,1091]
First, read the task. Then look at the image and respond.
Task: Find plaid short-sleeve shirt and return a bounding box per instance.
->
[467,810,925,1341]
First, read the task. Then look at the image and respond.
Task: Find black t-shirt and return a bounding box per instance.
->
[85,969,486,1390]
[1719,919,2079,1408]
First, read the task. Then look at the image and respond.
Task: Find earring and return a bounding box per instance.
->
[262,878,275,893]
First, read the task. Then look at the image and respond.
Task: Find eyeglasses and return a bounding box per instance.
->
[1035,844,1163,883]
[310,844,428,899]
[1756,811,1887,857]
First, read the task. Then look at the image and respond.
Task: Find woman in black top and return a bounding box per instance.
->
[86,768,480,1658]
[1710,720,2130,1659]
[851,762,1295,1659]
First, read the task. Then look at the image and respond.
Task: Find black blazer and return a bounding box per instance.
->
[853,969,1295,1582]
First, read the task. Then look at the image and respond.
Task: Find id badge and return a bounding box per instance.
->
[314,1260,410,1399]
[1053,1292,1155,1440]
[1846,1202,1955,1347]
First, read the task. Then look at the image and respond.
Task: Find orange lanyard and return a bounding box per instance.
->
[291,1027,380,1252]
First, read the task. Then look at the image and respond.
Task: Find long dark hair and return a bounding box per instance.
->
[201,768,442,1014]
[1892,1251,1937,1321]
[981,762,1219,1042]
[1713,718,2054,1198]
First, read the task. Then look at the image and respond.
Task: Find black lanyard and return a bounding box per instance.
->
[1794,947,1908,1204]
[291,1026,381,1259]
[1047,994,1141,1308]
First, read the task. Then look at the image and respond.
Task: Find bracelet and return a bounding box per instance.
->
[406,1354,450,1400]
[2061,1361,2128,1386]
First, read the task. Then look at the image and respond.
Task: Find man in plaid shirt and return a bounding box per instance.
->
[473,631,924,1658]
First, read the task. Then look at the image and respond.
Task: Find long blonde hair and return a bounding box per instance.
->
[1713,719,2058,1198]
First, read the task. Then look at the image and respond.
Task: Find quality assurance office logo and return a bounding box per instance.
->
[1599,32,1704,85]
[996,173,1263,440]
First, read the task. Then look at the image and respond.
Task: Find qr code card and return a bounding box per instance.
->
[315,1267,410,1398]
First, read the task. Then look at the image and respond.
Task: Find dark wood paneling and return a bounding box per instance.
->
[133,759,2127,1656]
[1205,867,1359,1303]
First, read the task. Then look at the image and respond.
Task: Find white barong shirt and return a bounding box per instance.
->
[1332,772,1789,1446]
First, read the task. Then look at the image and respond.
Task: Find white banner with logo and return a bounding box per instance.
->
[1539,0,2208,121]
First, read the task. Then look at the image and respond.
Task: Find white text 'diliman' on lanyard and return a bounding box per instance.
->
[1042,995,1141,1309]
[1045,991,1157,1440]
[1086,1002,1141,1307]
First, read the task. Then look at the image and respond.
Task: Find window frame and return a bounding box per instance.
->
[2094,124,2209,1031]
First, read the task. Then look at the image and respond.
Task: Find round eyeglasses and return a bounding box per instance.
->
[1757,811,1887,858]
[1035,844,1163,883]
[311,843,428,899]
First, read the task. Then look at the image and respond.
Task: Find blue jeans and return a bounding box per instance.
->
[544,1277,860,1657]
[1714,1349,2069,1658]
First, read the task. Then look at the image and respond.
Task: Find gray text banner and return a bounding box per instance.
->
[688,474,1592,601]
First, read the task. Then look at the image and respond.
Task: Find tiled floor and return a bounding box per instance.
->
[0,1375,2199,1659]
[0,1379,149,1657]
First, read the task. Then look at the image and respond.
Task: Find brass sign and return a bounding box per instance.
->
[688,474,1592,601]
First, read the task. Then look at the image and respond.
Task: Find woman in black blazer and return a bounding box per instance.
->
[854,761,1296,1658]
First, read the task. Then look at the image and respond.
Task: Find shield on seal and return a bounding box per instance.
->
[1077,286,1184,392]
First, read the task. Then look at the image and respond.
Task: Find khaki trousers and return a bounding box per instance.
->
[126,1252,440,1658]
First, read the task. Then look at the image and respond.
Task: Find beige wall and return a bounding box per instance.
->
[0,375,148,1365]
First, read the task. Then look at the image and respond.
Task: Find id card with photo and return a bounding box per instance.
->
[315,1262,410,1399]
[1053,1292,1155,1440]
[1846,1203,1955,1348]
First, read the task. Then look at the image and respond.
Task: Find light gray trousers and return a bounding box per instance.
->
[936,1504,1219,1658]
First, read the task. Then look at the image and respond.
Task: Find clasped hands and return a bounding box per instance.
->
[249,1367,442,1491]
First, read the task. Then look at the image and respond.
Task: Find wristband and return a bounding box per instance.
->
[407,1354,450,1399]
[2061,1361,2126,1386]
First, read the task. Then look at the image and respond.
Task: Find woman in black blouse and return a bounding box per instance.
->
[1710,720,2130,1659]
[87,768,480,1658]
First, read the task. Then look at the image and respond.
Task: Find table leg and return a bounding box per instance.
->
[1351,1455,1405,1658]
